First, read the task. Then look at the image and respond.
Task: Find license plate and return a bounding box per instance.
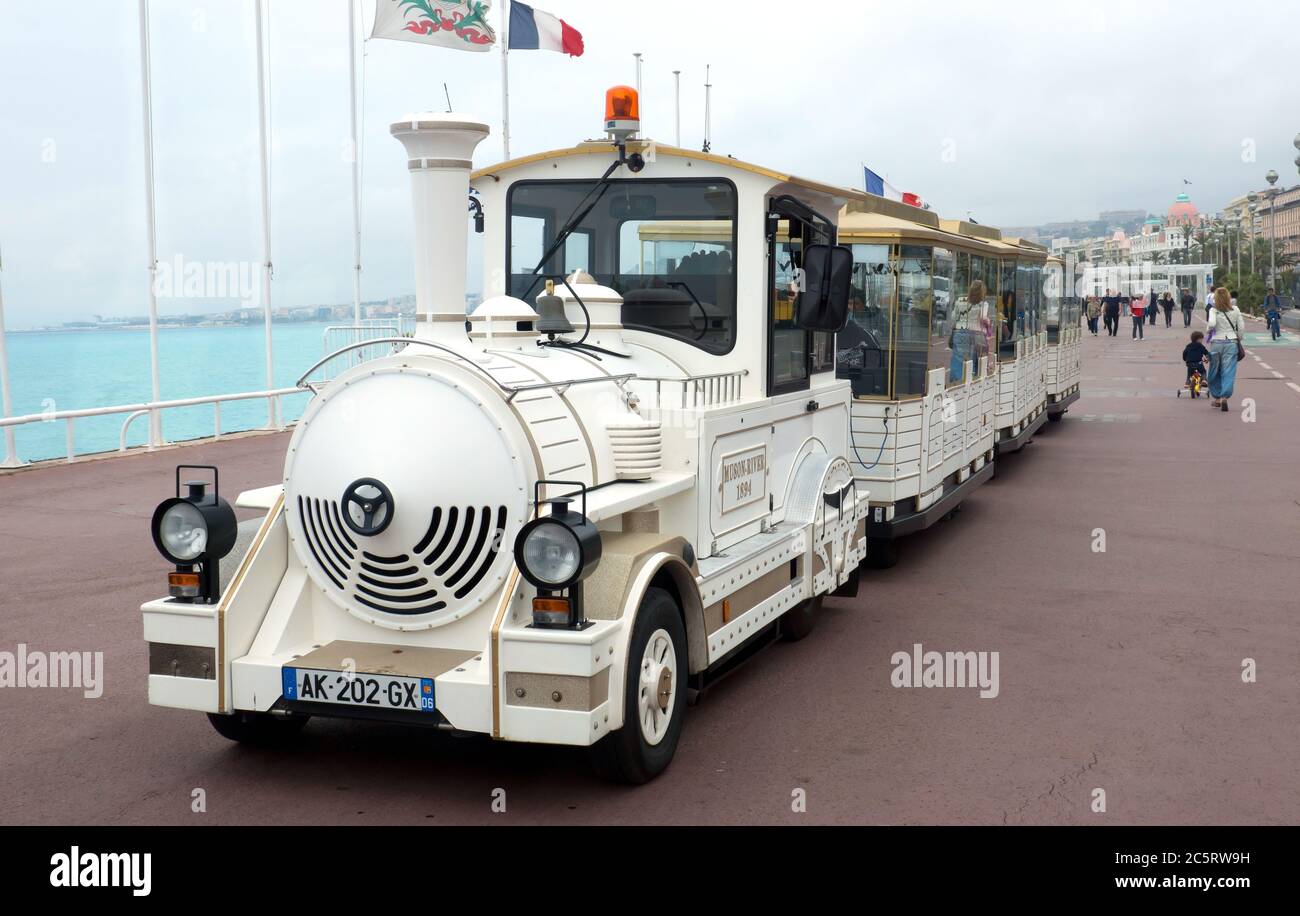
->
[281,667,435,713]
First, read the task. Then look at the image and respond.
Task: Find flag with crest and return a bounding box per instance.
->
[371,0,497,51]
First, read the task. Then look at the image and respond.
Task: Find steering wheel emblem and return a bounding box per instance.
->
[341,478,395,537]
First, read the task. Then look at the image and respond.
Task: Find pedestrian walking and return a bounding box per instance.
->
[1146,289,1158,325]
[1264,288,1282,340]
[1205,286,1215,322]
[1103,289,1121,337]
[1161,291,1174,327]
[1179,287,1194,327]
[1086,296,1102,335]
[1130,293,1146,340]
[1206,287,1244,411]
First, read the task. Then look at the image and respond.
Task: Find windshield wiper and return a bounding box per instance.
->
[518,144,644,303]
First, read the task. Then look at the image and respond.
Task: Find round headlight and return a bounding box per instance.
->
[156,500,208,562]
[520,521,581,587]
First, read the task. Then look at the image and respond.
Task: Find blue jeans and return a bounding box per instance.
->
[1208,338,1239,400]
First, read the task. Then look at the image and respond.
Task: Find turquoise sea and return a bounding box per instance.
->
[2,323,334,463]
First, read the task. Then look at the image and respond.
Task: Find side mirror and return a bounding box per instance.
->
[797,244,853,331]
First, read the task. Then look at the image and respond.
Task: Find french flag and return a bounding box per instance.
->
[864,166,925,208]
[508,2,584,56]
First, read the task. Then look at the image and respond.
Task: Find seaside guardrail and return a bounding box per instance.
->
[0,386,305,467]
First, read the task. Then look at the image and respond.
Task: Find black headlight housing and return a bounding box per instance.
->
[150,465,238,604]
[514,483,602,628]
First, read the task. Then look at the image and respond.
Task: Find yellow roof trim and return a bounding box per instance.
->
[470,141,793,184]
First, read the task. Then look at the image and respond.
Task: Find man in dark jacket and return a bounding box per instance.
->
[1179,288,1195,327]
[1102,290,1121,336]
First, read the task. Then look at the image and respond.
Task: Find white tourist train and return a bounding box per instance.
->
[828,209,1078,566]
[141,88,871,782]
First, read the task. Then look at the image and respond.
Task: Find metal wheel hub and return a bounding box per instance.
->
[637,627,678,746]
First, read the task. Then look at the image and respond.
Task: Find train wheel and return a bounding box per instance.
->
[591,587,687,784]
[207,711,309,745]
[865,537,899,569]
[780,595,822,641]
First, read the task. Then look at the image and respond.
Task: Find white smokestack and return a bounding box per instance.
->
[390,113,490,341]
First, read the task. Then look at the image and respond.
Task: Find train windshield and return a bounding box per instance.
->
[507,178,738,353]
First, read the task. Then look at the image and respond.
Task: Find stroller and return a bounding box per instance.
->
[1178,363,1207,399]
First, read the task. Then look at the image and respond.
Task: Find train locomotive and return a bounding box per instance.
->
[141,90,869,782]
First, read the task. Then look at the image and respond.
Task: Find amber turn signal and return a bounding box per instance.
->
[532,596,572,628]
[168,571,201,598]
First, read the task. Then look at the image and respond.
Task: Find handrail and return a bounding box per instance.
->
[297,337,635,403]
[0,386,303,427]
[634,369,749,409]
[0,386,305,465]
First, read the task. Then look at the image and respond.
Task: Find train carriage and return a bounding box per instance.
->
[833,202,1004,567]
[139,90,869,783]
[1044,254,1082,420]
[982,233,1051,453]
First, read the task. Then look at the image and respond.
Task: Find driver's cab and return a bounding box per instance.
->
[470,140,854,401]
[469,123,861,560]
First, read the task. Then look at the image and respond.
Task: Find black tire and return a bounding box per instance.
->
[864,536,899,569]
[780,594,822,641]
[590,587,687,784]
[1048,412,1063,422]
[207,711,309,745]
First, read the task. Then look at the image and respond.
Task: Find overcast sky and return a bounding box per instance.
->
[1,0,1297,327]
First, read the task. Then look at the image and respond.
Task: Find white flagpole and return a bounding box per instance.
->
[0,243,21,467]
[254,0,279,428]
[672,70,680,146]
[633,52,642,135]
[347,0,362,326]
[138,0,163,448]
[703,65,711,153]
[500,0,511,160]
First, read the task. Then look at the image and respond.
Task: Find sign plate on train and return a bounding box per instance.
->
[720,444,767,512]
[281,667,435,713]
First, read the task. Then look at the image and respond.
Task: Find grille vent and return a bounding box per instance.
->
[297,497,509,616]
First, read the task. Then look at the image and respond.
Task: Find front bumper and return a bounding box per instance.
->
[144,595,624,747]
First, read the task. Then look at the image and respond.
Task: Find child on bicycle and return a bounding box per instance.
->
[1182,330,1210,389]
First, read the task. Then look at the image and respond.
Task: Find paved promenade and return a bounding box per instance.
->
[2,321,1298,824]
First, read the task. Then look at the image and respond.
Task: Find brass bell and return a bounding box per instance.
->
[535,278,574,337]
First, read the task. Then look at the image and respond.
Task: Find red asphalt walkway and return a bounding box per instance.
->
[2,319,1298,824]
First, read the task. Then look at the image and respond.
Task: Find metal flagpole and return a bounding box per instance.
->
[500,0,510,160]
[703,65,711,153]
[673,70,680,146]
[254,0,279,428]
[347,0,362,326]
[138,0,163,448]
[0,243,22,468]
[634,52,642,133]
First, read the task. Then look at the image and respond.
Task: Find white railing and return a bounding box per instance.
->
[316,323,408,383]
[0,386,305,466]
[636,369,748,409]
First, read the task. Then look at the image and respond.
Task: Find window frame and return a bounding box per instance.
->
[504,176,740,355]
[765,204,835,397]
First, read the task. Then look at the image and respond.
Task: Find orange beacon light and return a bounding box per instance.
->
[604,85,640,141]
